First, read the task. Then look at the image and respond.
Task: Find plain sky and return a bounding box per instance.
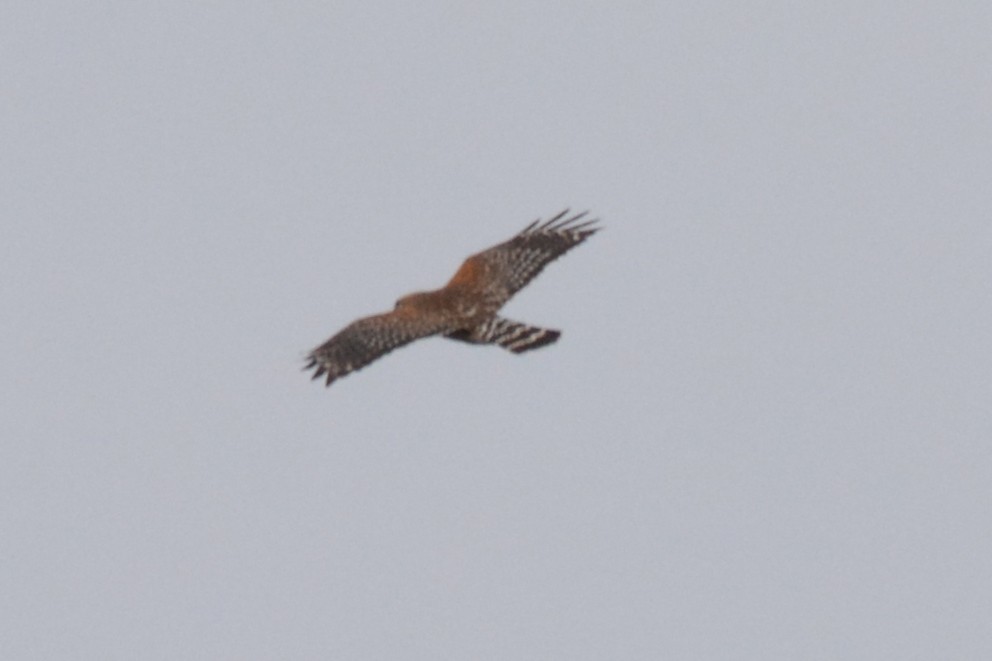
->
[3,2,991,659]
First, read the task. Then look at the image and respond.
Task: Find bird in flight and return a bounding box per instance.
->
[304,209,600,387]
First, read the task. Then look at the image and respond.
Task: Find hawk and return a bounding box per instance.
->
[305,209,599,386]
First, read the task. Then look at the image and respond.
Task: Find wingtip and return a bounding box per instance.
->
[553,209,601,237]
[540,208,571,230]
[305,360,337,387]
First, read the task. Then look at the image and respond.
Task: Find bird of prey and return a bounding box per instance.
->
[305,209,599,387]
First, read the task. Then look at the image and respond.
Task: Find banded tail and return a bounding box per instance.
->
[446,317,561,354]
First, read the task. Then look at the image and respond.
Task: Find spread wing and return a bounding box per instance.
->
[304,310,446,387]
[448,209,600,309]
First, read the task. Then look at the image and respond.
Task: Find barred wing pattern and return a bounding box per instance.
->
[305,311,448,386]
[304,209,599,388]
[455,210,599,308]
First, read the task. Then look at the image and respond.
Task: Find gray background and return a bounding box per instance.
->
[3,2,990,659]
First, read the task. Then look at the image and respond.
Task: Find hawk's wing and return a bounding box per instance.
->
[304,311,446,387]
[449,210,599,308]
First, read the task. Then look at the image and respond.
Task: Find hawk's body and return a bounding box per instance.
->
[305,210,599,386]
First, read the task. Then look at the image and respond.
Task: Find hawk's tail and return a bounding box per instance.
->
[446,317,561,354]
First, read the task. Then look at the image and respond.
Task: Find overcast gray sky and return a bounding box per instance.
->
[3,2,991,659]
